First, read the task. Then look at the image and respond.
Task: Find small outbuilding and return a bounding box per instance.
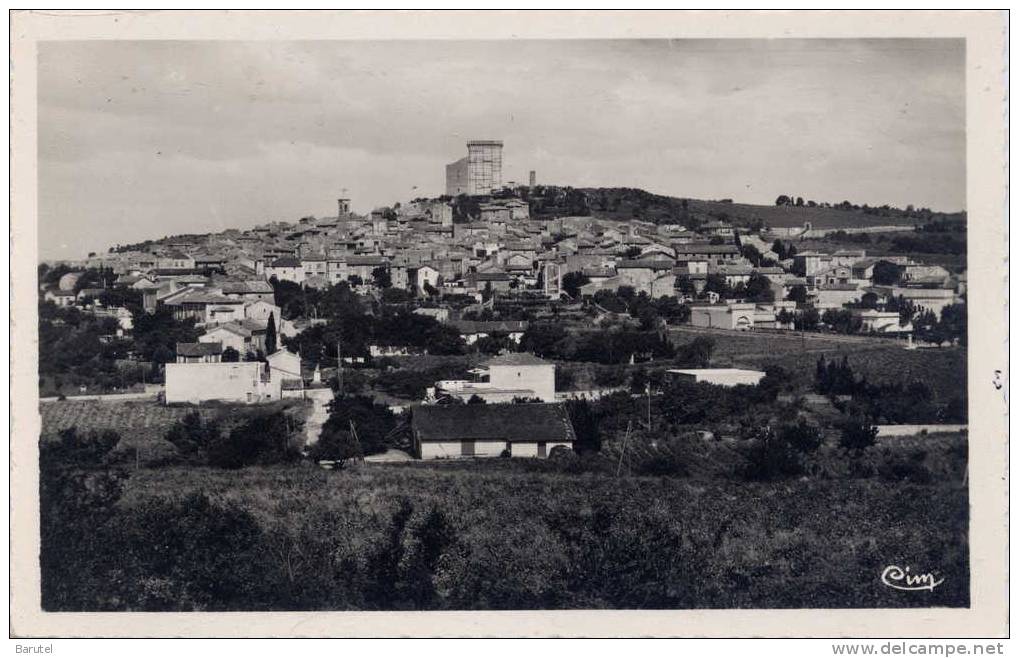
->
[666,368,767,387]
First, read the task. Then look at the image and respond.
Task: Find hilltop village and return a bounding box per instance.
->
[39,140,967,462]
[38,140,971,613]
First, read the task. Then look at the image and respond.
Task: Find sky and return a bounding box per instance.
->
[38,39,965,260]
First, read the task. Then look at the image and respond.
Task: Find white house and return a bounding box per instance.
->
[486,352,556,402]
[164,361,279,404]
[200,323,255,356]
[414,264,442,294]
[666,368,766,387]
[688,302,757,331]
[450,320,528,345]
[265,257,305,284]
[164,347,302,404]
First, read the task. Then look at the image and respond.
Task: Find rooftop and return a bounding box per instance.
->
[176,341,223,357]
[484,352,551,367]
[412,402,575,444]
[667,368,766,376]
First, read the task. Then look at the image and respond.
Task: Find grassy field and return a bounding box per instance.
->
[687,199,934,229]
[578,188,963,229]
[669,327,967,400]
[106,457,968,609]
[794,233,966,272]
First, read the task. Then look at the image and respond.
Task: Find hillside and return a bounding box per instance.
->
[566,187,965,230]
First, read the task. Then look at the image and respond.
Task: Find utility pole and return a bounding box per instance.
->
[646,382,652,431]
[616,421,632,477]
[336,334,343,396]
[349,419,365,463]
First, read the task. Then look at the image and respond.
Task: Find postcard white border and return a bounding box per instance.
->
[9,9,1008,638]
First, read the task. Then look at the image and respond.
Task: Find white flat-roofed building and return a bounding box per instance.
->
[666,368,767,387]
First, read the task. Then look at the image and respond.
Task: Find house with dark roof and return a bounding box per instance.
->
[450,320,529,345]
[411,402,576,459]
[265,256,305,284]
[673,243,741,263]
[175,341,223,363]
[162,289,245,324]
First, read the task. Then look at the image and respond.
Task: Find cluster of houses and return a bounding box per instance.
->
[45,189,964,342]
[40,189,966,460]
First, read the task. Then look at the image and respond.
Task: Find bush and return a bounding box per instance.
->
[878,450,933,484]
[780,420,824,454]
[323,395,398,455]
[839,416,878,455]
[101,494,271,610]
[207,411,303,468]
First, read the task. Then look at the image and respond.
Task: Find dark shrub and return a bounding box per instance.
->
[839,416,878,455]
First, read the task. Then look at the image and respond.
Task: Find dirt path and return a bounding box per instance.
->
[302,388,334,447]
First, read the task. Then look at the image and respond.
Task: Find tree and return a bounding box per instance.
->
[872,260,902,286]
[779,420,824,453]
[207,411,302,468]
[938,304,967,346]
[265,313,278,355]
[744,273,774,303]
[741,426,805,481]
[741,244,763,266]
[786,284,808,304]
[860,292,880,309]
[307,427,359,465]
[221,346,240,362]
[520,323,569,359]
[771,239,787,260]
[372,267,392,289]
[565,399,601,453]
[466,394,487,405]
[839,416,878,455]
[561,271,591,299]
[165,412,220,461]
[703,274,731,298]
[775,195,792,206]
[675,275,696,298]
[323,395,397,455]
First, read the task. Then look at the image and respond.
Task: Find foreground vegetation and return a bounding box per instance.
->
[43,437,967,611]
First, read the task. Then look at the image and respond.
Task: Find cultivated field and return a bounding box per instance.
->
[40,399,310,461]
[686,199,941,229]
[669,326,967,400]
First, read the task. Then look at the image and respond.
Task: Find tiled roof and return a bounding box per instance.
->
[270,257,302,267]
[412,403,576,444]
[473,271,510,281]
[674,244,741,254]
[176,341,223,357]
[346,255,388,266]
[615,259,674,270]
[451,320,529,334]
[219,280,273,294]
[484,352,550,367]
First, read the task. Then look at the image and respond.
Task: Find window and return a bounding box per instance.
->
[537,442,547,458]
[461,440,475,457]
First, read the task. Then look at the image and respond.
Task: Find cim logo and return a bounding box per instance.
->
[881,565,944,592]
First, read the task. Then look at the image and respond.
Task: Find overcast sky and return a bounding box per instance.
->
[38,39,965,260]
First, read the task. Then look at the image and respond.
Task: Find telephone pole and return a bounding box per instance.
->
[616,421,632,477]
[336,334,343,396]
[646,382,652,430]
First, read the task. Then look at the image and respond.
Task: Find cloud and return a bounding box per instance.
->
[38,39,965,259]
